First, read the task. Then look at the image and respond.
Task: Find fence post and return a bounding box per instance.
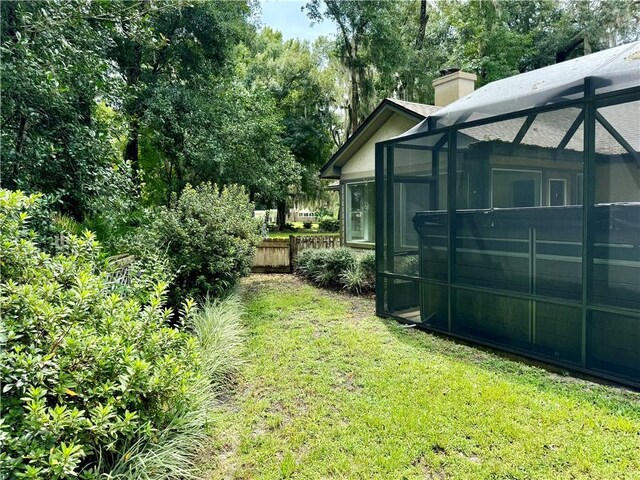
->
[289,235,295,273]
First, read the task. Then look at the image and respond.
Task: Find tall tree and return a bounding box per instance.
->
[241,29,334,227]
[109,0,250,185]
[0,0,130,219]
[305,0,407,138]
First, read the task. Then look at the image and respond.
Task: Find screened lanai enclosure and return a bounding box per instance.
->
[375,42,640,387]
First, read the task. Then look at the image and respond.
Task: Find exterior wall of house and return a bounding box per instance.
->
[341,113,418,180]
[340,113,420,249]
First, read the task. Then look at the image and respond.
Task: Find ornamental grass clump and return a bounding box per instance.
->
[0,190,245,479]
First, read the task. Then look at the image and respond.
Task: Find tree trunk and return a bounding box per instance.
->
[125,116,140,190]
[276,200,287,230]
[415,0,428,49]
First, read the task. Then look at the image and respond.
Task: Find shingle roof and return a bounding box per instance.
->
[398,41,640,138]
[386,99,441,118]
[457,100,639,156]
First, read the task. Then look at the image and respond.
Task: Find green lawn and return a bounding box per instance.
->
[205,275,640,479]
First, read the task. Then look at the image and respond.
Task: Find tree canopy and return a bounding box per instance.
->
[1,0,638,227]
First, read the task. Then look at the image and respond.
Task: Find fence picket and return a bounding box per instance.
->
[252,235,341,273]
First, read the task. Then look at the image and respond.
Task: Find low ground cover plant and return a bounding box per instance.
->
[296,248,375,294]
[0,190,245,479]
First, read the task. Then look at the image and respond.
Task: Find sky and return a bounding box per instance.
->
[258,0,336,42]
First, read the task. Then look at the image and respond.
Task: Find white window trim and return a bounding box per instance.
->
[548,178,567,206]
[345,180,375,245]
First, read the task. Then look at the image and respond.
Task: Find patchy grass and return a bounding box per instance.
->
[205,275,640,480]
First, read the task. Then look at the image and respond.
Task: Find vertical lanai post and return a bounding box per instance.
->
[447,129,457,333]
[375,142,385,315]
[581,76,596,368]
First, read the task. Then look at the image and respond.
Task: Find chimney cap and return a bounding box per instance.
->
[439,67,460,77]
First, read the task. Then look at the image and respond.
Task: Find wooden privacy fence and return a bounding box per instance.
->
[53,234,135,285]
[252,235,341,273]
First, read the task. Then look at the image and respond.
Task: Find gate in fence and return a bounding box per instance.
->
[252,235,341,273]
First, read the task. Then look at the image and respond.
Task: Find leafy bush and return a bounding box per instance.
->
[296,248,356,288]
[297,248,375,294]
[359,252,376,285]
[108,295,246,479]
[0,189,245,479]
[303,221,312,229]
[296,248,323,275]
[318,215,339,233]
[340,264,369,295]
[395,254,420,276]
[152,183,262,306]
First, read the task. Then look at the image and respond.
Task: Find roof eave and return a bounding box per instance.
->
[319,99,427,178]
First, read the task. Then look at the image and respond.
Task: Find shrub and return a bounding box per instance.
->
[359,252,376,285]
[107,221,174,306]
[0,190,201,478]
[0,189,246,479]
[152,183,262,306]
[108,295,246,479]
[296,248,356,288]
[318,215,339,233]
[296,248,376,294]
[324,248,357,279]
[395,254,420,276]
[340,264,369,295]
[295,248,323,276]
[303,221,312,229]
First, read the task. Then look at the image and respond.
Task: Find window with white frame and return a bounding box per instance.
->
[346,181,375,244]
[549,178,567,206]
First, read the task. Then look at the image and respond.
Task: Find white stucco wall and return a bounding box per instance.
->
[341,113,419,179]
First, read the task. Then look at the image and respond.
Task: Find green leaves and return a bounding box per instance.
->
[0,190,204,478]
[1,1,132,220]
[152,183,262,306]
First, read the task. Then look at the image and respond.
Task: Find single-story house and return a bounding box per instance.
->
[319,71,477,248]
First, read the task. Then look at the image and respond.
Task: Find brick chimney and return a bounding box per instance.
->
[433,69,477,107]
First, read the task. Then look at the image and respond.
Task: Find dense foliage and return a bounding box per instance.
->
[318,215,340,233]
[307,0,640,136]
[152,183,262,306]
[0,191,193,477]
[0,190,247,479]
[3,0,638,231]
[296,248,375,294]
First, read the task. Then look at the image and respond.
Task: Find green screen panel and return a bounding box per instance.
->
[588,311,640,381]
[420,283,448,330]
[532,302,582,365]
[454,289,531,347]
